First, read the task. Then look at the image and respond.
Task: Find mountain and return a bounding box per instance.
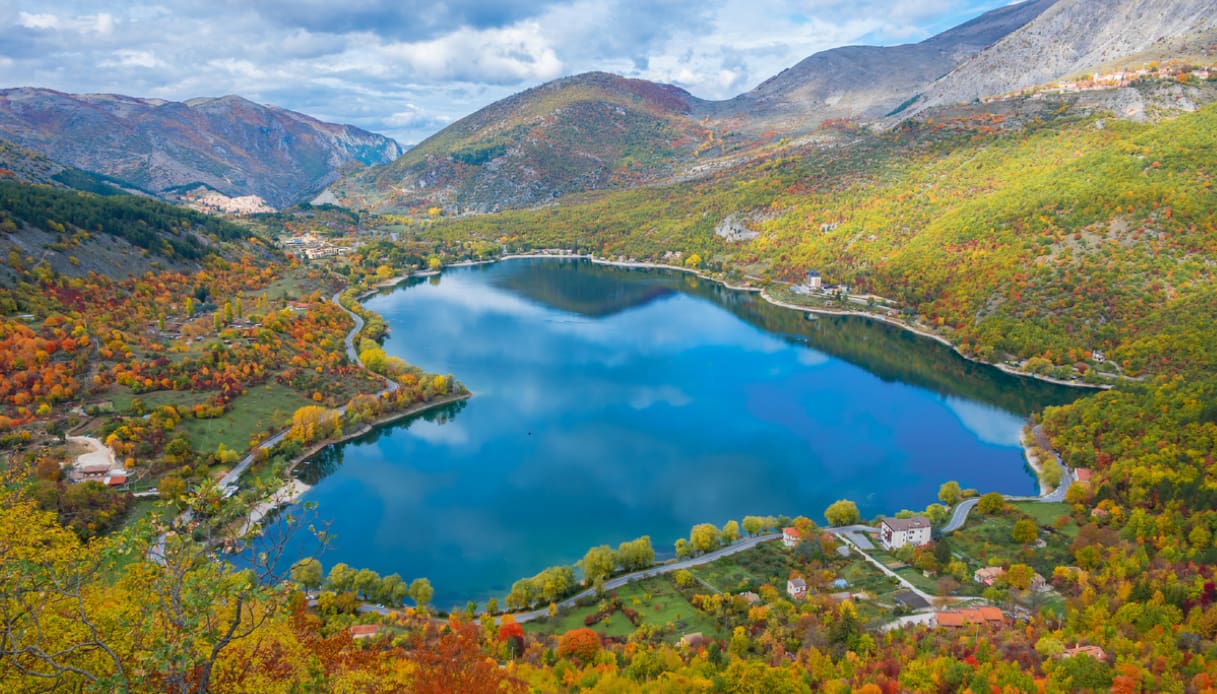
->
[903,0,1217,115]
[0,89,403,209]
[332,1,1052,214]
[332,72,710,213]
[704,0,1058,130]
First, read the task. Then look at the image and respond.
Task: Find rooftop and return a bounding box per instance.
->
[882,516,931,531]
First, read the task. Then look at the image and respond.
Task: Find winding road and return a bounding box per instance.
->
[941,461,1074,535]
[153,289,397,563]
[504,533,782,624]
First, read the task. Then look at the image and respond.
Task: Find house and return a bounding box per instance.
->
[974,567,1006,586]
[879,516,931,550]
[104,470,128,487]
[805,270,822,290]
[786,578,807,600]
[935,607,1005,629]
[1062,644,1109,661]
[349,624,379,639]
[782,527,801,548]
[679,632,706,649]
[1030,573,1049,593]
[1074,468,1093,486]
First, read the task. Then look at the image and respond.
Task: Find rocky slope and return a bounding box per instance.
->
[904,0,1217,115]
[0,89,403,208]
[704,0,1058,131]
[332,2,1051,214]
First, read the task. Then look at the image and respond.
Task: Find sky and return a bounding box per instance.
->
[0,1,1017,145]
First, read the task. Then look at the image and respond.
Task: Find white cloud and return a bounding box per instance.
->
[0,0,1018,143]
[105,50,163,69]
[17,12,61,29]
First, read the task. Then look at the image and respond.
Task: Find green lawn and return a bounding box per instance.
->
[690,558,761,593]
[525,575,720,642]
[178,382,313,454]
[894,567,940,594]
[1010,502,1079,539]
[104,386,214,415]
[950,506,1077,578]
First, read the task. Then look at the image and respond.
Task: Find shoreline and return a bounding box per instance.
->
[461,253,1108,391]
[239,391,473,533]
[1019,430,1052,498]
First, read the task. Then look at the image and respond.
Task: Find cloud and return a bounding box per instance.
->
[0,0,1018,144]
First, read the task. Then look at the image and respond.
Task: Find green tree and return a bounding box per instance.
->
[1006,563,1034,591]
[824,499,860,527]
[409,577,434,611]
[615,536,654,571]
[742,516,764,536]
[721,520,741,544]
[1012,519,1038,544]
[690,523,721,554]
[327,563,356,593]
[379,573,409,606]
[977,492,1007,514]
[579,545,615,585]
[675,538,693,559]
[354,568,381,600]
[289,557,323,591]
[1054,654,1113,690]
[938,480,962,506]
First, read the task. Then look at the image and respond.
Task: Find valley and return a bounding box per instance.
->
[2,0,1217,690]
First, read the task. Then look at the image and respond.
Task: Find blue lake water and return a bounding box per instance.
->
[278,258,1079,607]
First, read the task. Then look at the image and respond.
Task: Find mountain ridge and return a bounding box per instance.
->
[0,88,403,209]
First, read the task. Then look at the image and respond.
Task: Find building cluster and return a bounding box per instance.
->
[282,234,348,260]
[790,270,849,297]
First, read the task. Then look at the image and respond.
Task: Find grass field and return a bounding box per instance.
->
[950,506,1076,578]
[178,382,313,454]
[1010,502,1079,539]
[105,386,213,414]
[525,575,720,641]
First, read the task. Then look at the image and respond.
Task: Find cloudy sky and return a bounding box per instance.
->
[1,1,1015,145]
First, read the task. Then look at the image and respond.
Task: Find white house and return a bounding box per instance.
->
[786,577,807,600]
[782,527,801,548]
[879,516,932,550]
[805,270,822,290]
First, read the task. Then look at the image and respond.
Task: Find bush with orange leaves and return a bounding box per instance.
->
[556,627,601,665]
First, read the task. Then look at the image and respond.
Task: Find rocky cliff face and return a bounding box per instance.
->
[905,0,1217,115]
[0,89,402,208]
[705,0,1058,131]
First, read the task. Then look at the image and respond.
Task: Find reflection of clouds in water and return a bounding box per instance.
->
[423,275,546,318]
[943,397,1022,446]
[629,385,691,410]
[407,419,468,446]
[797,349,829,367]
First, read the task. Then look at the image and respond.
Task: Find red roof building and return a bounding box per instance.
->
[782,527,800,548]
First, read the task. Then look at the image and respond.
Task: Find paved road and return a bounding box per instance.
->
[941,461,1074,535]
[941,498,979,534]
[503,534,781,624]
[830,529,935,604]
[153,289,395,562]
[333,290,364,364]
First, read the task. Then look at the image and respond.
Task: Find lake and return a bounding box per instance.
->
[279,258,1080,607]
